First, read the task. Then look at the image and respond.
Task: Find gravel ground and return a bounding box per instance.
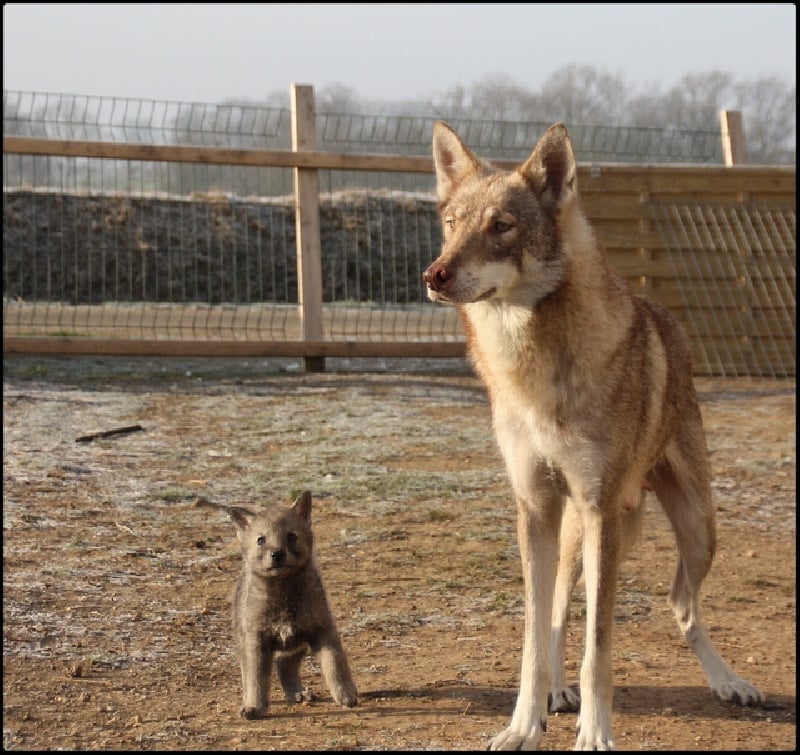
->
[2,356,795,750]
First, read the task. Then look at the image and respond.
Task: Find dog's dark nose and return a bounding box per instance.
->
[423,263,453,292]
[270,549,285,564]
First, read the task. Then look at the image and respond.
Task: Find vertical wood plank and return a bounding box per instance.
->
[291,83,325,371]
[720,110,748,167]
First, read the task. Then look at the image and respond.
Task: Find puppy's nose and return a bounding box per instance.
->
[423,263,453,292]
[270,549,285,564]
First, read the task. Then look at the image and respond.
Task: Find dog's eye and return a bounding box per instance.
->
[445,218,456,230]
[494,220,512,233]
[287,532,298,546]
[256,535,266,546]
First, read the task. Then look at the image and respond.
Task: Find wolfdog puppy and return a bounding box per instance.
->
[199,491,358,719]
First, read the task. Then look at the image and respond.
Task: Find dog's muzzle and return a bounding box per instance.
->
[423,262,453,294]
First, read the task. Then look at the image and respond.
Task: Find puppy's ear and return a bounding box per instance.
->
[432,121,489,202]
[518,122,577,211]
[292,490,312,523]
[226,506,256,539]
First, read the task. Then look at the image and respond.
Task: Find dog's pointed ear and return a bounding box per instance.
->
[226,506,257,539]
[519,123,577,210]
[432,121,486,202]
[292,490,312,523]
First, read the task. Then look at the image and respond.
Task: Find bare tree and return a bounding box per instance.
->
[628,71,735,130]
[537,64,629,125]
[243,68,799,165]
[427,83,471,118]
[426,75,537,122]
[316,83,363,113]
[733,76,796,164]
[467,74,537,121]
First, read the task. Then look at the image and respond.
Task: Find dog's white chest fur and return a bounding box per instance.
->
[465,300,602,496]
[465,300,563,421]
[466,300,532,362]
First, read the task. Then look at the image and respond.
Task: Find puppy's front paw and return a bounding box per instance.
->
[285,687,316,703]
[713,677,765,707]
[332,681,359,708]
[239,705,268,720]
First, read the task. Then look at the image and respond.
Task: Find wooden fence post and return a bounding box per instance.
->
[720,110,748,166]
[291,83,325,372]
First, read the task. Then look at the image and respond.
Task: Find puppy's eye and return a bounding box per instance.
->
[445,218,456,230]
[256,535,266,546]
[494,220,512,233]
[287,532,298,546]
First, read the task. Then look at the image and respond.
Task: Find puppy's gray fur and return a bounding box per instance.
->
[199,492,357,719]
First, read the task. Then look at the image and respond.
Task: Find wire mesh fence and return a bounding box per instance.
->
[3,91,796,375]
[2,178,450,344]
[3,91,290,147]
[4,90,724,196]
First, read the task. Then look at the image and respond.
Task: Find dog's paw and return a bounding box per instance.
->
[574,723,615,751]
[284,687,316,703]
[239,705,268,720]
[487,718,546,750]
[331,682,359,708]
[575,712,615,750]
[713,677,765,707]
[549,686,580,713]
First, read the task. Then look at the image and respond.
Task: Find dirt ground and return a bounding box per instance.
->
[3,356,796,751]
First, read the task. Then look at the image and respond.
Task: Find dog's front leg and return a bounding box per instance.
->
[314,631,359,708]
[574,506,622,750]
[489,496,561,751]
[239,633,271,719]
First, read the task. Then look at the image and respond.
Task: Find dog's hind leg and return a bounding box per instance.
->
[650,437,765,707]
[549,499,582,713]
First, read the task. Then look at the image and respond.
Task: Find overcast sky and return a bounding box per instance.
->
[3,3,796,105]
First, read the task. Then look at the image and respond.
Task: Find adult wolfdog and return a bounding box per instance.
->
[423,121,764,750]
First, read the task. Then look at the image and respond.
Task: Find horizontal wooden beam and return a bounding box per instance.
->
[3,136,438,173]
[5,137,794,190]
[2,336,467,359]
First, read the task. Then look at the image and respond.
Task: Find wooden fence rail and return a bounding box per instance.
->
[3,85,796,375]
